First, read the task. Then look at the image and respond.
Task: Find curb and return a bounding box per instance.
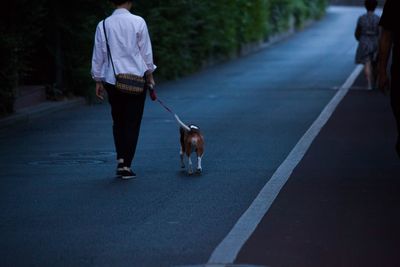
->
[0,97,86,128]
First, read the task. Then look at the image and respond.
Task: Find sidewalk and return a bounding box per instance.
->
[0,98,85,128]
[235,76,400,266]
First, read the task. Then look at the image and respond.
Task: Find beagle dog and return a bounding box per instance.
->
[175,115,204,175]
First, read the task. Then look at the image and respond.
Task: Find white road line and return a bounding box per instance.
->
[207,64,364,265]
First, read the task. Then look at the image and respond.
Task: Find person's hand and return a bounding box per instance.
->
[149,87,157,101]
[146,83,157,101]
[378,70,390,95]
[96,82,105,100]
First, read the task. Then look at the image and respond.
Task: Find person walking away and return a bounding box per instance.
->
[378,0,400,158]
[91,0,157,179]
[355,0,380,90]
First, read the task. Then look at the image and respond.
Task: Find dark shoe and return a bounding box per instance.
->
[396,137,400,158]
[120,167,136,180]
[116,159,124,177]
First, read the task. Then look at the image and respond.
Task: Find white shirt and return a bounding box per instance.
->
[91,8,156,84]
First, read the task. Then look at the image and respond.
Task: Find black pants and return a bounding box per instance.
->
[390,68,400,138]
[105,83,147,168]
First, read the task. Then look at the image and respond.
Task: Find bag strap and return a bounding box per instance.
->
[102,19,117,78]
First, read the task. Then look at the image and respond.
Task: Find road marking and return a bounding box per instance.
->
[207,64,363,265]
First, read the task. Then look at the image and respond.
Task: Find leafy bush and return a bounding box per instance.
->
[143,0,327,79]
[39,1,111,101]
[0,0,327,115]
[0,0,46,114]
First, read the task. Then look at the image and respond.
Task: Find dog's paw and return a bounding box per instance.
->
[195,168,202,174]
[180,164,185,169]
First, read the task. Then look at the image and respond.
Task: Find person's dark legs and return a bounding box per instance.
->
[122,91,147,167]
[390,73,400,157]
[105,83,125,161]
[105,83,147,174]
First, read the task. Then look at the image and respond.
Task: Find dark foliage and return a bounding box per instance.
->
[0,0,327,115]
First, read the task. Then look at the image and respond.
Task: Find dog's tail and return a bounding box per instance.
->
[174,114,190,132]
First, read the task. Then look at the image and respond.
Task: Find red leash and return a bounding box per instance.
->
[157,98,174,115]
[155,97,191,132]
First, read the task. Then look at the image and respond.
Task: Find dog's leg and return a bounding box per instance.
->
[180,149,185,169]
[196,156,202,174]
[185,142,193,175]
[196,145,204,174]
[188,156,193,175]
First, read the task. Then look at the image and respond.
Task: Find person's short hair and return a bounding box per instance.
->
[365,0,378,11]
[110,0,132,5]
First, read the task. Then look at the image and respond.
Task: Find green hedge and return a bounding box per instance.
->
[0,0,47,114]
[138,0,327,79]
[0,0,110,114]
[0,0,327,115]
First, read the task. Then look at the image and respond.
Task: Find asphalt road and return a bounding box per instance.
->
[0,7,367,267]
[236,72,400,267]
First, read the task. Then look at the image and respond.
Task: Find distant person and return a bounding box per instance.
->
[354,0,380,90]
[378,0,400,157]
[91,0,157,179]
